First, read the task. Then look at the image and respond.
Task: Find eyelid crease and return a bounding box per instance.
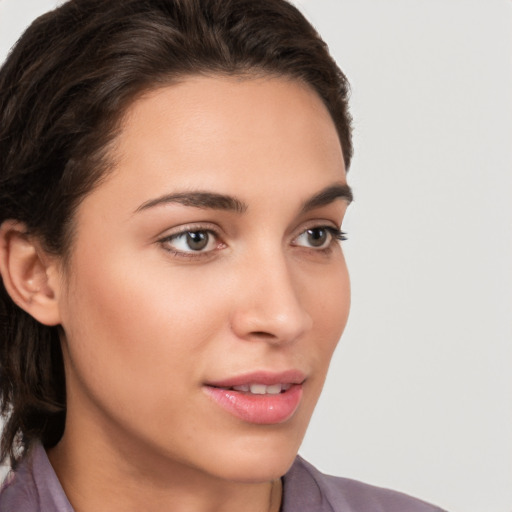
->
[154,220,222,240]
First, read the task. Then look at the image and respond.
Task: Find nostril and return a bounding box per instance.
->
[250,331,277,339]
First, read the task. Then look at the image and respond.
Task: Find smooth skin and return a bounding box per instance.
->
[0,76,351,512]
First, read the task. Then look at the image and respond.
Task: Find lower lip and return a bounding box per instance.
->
[204,384,303,424]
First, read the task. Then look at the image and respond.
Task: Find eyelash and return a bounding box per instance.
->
[292,226,347,256]
[158,225,347,259]
[158,225,223,259]
[323,227,347,242]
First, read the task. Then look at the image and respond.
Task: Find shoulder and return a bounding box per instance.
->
[0,444,73,512]
[0,459,39,511]
[281,456,447,512]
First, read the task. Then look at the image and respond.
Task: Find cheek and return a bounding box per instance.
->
[313,265,349,379]
[58,249,226,412]
[305,256,350,342]
[297,257,350,393]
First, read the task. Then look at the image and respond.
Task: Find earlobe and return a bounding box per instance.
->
[0,220,62,326]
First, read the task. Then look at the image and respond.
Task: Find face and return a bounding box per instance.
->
[54,75,351,483]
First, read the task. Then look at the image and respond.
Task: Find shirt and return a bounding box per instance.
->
[0,443,447,511]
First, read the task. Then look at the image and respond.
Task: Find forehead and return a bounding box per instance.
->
[112,75,345,188]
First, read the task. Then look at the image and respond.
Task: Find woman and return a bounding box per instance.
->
[0,1,446,510]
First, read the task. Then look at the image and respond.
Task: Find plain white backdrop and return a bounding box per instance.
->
[0,1,511,512]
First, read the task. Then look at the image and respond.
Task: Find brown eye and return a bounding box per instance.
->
[306,227,329,247]
[162,229,217,254]
[185,231,209,251]
[293,226,345,250]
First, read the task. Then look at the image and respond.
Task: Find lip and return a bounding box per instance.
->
[203,370,305,425]
[206,369,306,389]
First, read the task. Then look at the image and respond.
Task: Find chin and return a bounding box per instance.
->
[200,425,307,483]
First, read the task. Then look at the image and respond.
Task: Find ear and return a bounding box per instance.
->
[0,220,62,326]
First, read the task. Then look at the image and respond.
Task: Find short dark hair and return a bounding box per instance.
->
[0,0,353,466]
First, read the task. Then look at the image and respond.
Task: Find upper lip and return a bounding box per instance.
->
[205,369,306,388]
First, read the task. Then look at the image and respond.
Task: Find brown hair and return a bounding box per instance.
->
[0,0,353,466]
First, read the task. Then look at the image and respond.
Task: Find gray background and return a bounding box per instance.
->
[1,1,511,511]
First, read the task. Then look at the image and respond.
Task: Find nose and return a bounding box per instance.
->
[229,253,313,345]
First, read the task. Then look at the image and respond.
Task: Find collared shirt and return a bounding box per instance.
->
[0,443,447,512]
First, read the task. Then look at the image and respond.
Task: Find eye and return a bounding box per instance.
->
[293,226,347,249]
[160,229,219,254]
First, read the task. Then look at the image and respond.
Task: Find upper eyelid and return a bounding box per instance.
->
[292,225,345,244]
[156,222,223,241]
[158,227,222,258]
[290,218,342,237]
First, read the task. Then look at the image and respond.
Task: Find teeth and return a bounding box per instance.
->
[266,384,282,395]
[250,384,267,395]
[231,383,287,395]
[232,384,250,392]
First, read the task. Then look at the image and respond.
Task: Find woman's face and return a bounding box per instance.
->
[54,76,351,482]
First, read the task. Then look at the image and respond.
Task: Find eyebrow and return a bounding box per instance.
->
[134,183,353,215]
[135,191,248,214]
[300,183,353,212]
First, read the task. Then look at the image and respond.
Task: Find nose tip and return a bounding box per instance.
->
[230,264,313,345]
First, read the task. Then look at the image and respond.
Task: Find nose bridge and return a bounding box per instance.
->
[230,246,313,343]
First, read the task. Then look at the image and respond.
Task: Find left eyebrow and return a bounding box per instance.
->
[134,191,248,214]
[300,183,353,213]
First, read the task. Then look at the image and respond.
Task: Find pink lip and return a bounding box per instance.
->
[204,370,305,425]
[206,369,306,388]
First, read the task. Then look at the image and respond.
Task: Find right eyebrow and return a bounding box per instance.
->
[300,183,353,213]
[134,191,248,214]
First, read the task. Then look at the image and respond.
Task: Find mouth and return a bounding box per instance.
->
[210,382,293,395]
[203,370,305,424]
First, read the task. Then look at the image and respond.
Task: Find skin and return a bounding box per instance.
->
[42,75,352,512]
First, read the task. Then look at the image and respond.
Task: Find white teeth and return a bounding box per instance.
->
[250,384,267,395]
[266,384,282,395]
[231,383,286,395]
